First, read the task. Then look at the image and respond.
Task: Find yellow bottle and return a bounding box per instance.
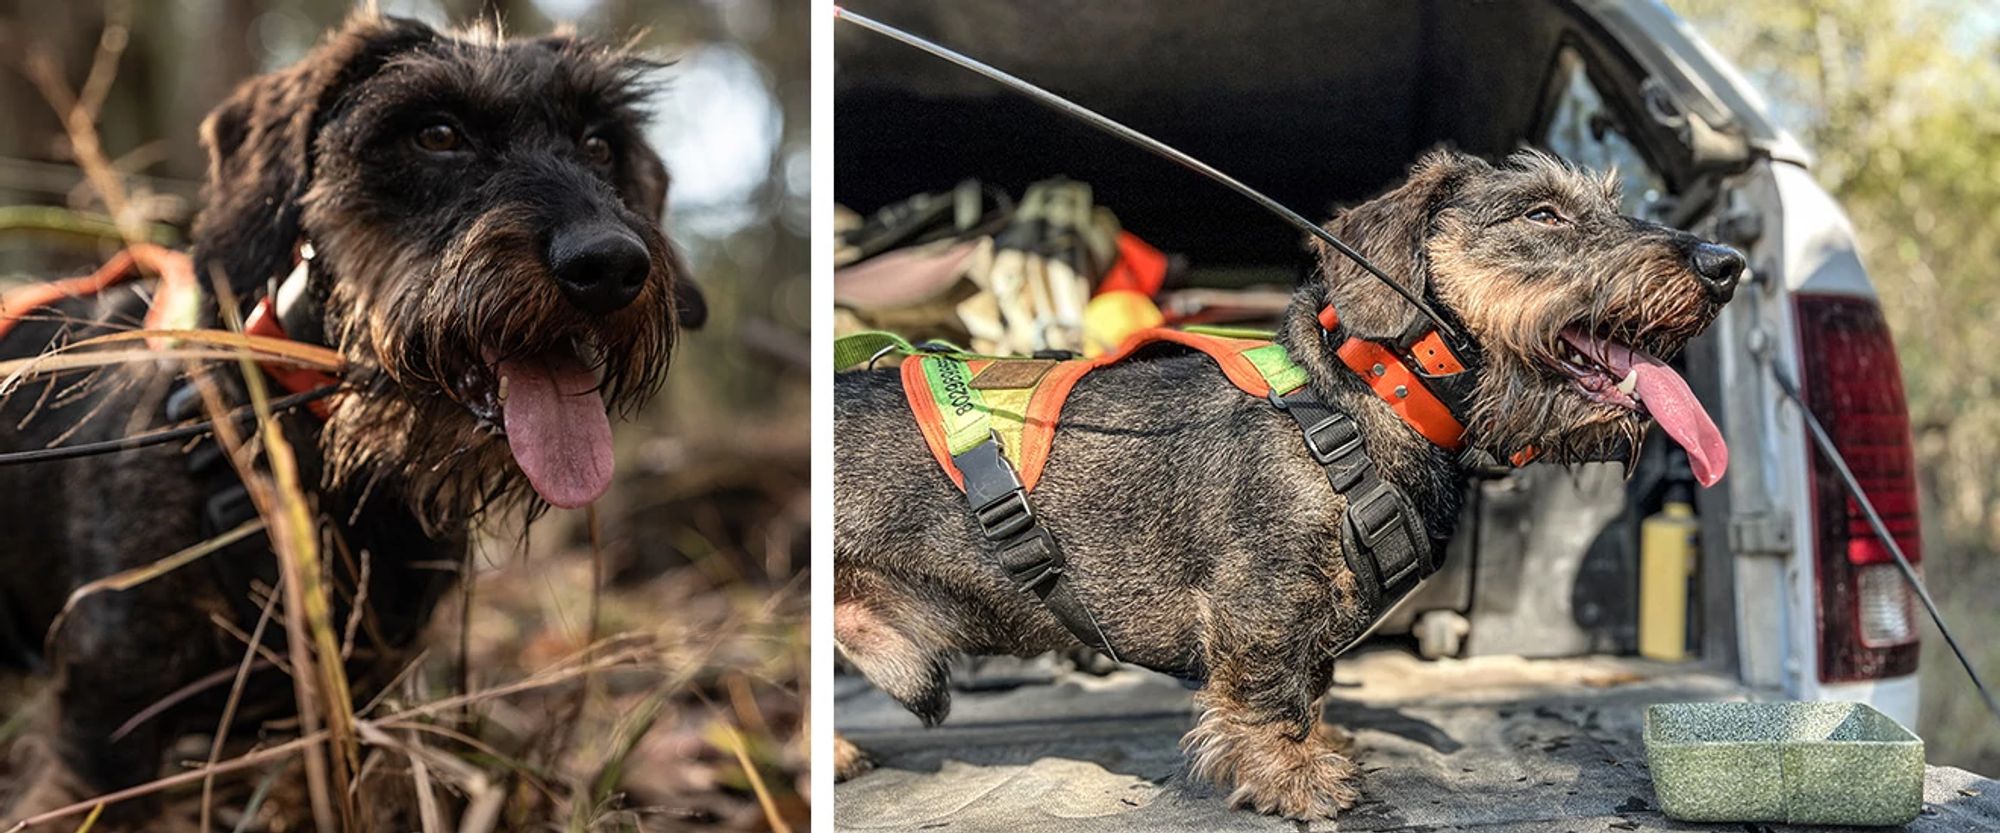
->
[1639,495,1699,662]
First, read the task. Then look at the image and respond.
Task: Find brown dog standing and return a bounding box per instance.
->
[0,14,699,820]
[833,150,1739,818]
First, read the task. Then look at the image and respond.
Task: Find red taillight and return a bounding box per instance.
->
[1795,295,1922,682]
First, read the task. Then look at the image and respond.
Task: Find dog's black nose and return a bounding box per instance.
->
[549,225,650,315]
[1690,242,1745,302]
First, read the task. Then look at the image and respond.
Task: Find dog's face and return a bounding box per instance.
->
[1317,150,1738,483]
[193,15,702,523]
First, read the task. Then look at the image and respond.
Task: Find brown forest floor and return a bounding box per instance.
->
[0,428,810,832]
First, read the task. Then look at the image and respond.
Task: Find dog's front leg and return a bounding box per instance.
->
[1180,628,1359,819]
[14,584,206,827]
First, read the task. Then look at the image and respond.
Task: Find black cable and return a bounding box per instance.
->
[837,3,1998,724]
[833,6,1464,342]
[1771,365,2000,723]
[0,385,340,466]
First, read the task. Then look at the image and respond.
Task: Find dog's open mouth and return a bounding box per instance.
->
[1554,326,1728,487]
[463,344,615,508]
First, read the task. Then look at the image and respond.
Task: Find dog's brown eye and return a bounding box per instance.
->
[416,124,462,153]
[1525,206,1566,225]
[582,135,614,167]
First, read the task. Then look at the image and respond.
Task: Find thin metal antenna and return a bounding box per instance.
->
[833,6,1463,341]
[1771,364,2000,723]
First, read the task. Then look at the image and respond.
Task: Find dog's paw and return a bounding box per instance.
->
[1223,737,1361,820]
[1185,714,1362,819]
[833,733,874,781]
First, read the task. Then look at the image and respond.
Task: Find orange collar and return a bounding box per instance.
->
[1316,303,1536,466]
[244,295,340,420]
[1317,303,1468,452]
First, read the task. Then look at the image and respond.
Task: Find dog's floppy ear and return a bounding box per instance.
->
[624,139,672,223]
[1314,149,1484,339]
[193,14,436,294]
[616,111,707,329]
[619,136,705,329]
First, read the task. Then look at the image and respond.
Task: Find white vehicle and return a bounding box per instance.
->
[835,2,1982,828]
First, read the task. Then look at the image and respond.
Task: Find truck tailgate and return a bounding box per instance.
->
[834,650,2000,832]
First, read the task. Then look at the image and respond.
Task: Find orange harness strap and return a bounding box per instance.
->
[0,244,199,345]
[1016,329,1299,489]
[0,246,338,418]
[901,328,1304,493]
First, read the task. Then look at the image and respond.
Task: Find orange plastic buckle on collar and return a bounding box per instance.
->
[245,296,341,419]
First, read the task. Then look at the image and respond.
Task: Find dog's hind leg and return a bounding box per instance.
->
[832,566,958,780]
[1180,606,1360,819]
[832,569,953,725]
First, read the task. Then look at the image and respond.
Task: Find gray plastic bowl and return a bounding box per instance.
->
[1644,701,1923,826]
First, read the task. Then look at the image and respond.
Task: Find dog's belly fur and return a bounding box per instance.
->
[0,290,456,792]
[834,352,1392,686]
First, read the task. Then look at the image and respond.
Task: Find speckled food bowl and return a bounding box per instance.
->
[1644,701,1924,826]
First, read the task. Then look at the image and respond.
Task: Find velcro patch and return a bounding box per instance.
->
[971,359,1057,390]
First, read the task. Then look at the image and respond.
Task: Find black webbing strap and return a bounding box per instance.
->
[164,379,289,637]
[952,438,1122,662]
[1268,389,1438,635]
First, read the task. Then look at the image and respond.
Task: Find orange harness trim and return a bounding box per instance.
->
[0,246,338,419]
[0,244,198,346]
[902,328,1305,492]
[901,303,1530,496]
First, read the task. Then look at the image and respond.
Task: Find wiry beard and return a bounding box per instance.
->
[1453,249,1716,472]
[304,207,680,531]
[1466,357,1650,470]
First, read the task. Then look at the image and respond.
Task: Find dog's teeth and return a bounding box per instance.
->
[1616,368,1639,396]
[497,375,509,403]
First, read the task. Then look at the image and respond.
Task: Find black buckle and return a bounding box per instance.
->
[1348,486,1418,589]
[1300,412,1363,466]
[203,484,257,535]
[165,382,204,423]
[997,530,1065,597]
[975,490,1037,541]
[950,438,1072,598]
[956,439,1026,517]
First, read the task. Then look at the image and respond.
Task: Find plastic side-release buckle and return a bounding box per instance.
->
[954,438,1068,598]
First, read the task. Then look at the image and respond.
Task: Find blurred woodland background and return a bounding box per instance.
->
[0,0,808,830]
[1670,0,2000,773]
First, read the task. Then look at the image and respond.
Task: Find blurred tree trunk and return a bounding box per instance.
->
[447,0,548,32]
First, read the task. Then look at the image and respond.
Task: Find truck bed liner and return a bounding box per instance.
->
[834,651,1999,832]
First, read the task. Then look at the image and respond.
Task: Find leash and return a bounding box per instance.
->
[0,385,338,466]
[0,242,340,466]
[834,9,1459,663]
[1769,363,2000,723]
[834,6,1490,458]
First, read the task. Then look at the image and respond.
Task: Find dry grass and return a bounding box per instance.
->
[0,5,810,829]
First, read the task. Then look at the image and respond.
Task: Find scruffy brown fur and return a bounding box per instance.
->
[832,149,1740,818]
[0,14,698,824]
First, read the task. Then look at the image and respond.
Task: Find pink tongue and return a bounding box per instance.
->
[1565,332,1730,488]
[497,351,614,508]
